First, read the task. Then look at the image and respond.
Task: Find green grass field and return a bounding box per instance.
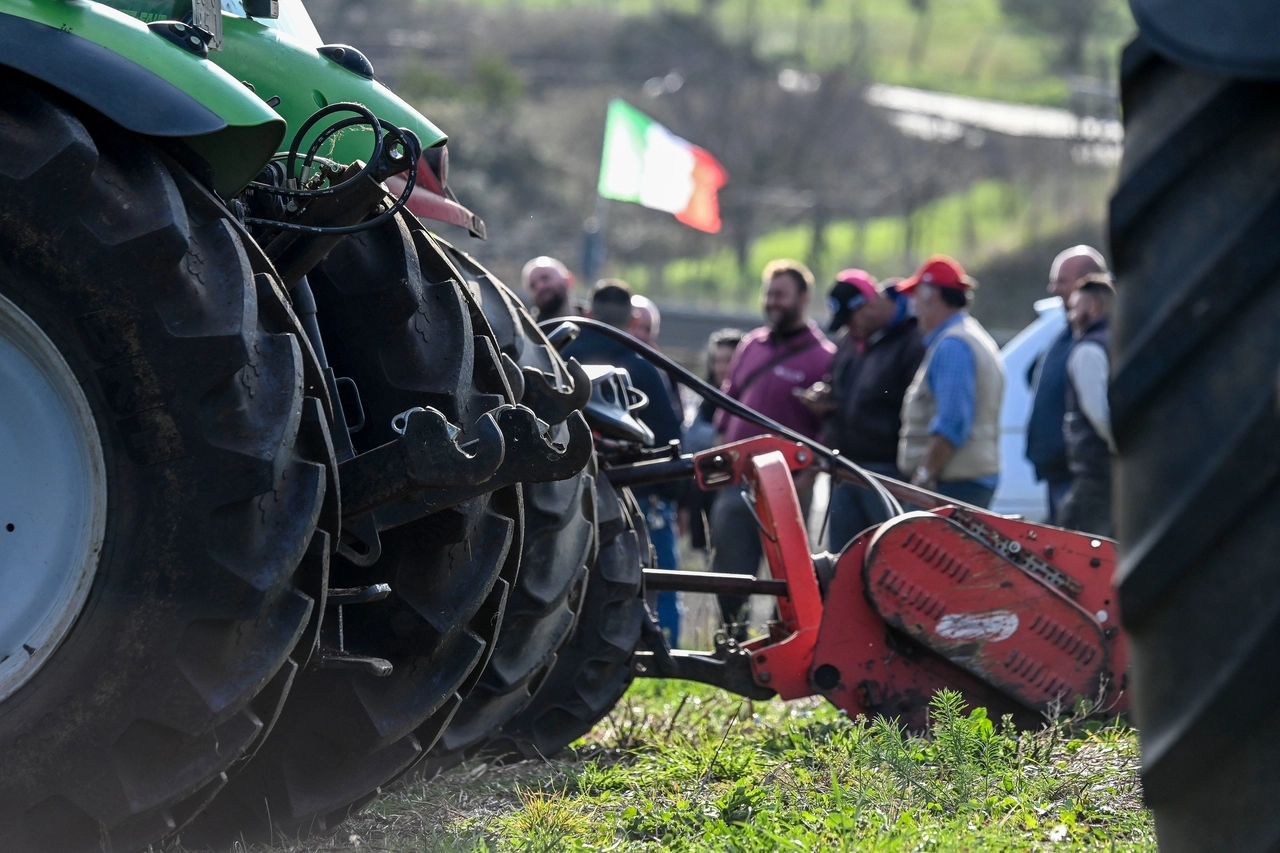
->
[212,681,1153,852]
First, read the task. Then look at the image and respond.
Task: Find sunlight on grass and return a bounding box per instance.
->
[222,680,1154,852]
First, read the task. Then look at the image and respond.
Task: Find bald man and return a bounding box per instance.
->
[631,294,660,347]
[1026,245,1108,524]
[521,255,577,320]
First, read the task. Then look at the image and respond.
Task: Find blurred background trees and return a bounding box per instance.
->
[306,0,1131,335]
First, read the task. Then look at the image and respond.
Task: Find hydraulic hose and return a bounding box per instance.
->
[540,317,904,519]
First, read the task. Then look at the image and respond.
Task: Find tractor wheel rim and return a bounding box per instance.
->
[0,290,106,703]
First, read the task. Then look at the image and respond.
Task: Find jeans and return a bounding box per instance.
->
[826,461,902,553]
[933,479,996,509]
[643,496,681,646]
[1047,478,1072,526]
[1060,475,1112,538]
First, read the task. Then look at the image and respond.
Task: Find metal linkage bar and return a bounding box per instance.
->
[643,569,789,597]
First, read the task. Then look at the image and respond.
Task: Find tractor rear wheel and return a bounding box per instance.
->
[180,216,522,846]
[0,81,324,852]
[1111,40,1280,853]
[411,245,599,774]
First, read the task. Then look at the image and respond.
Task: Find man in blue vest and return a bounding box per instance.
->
[1026,246,1107,523]
[1061,275,1116,537]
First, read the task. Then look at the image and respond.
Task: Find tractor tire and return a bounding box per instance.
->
[410,245,599,773]
[0,81,325,852]
[1110,40,1280,852]
[485,476,651,763]
[179,216,522,846]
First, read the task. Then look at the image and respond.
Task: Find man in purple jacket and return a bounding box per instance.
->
[711,259,836,638]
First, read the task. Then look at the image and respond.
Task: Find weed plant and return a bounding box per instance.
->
[192,680,1153,852]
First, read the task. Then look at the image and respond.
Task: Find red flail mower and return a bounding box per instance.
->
[632,435,1126,729]
[573,320,1128,730]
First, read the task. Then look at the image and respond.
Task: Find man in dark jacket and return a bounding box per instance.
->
[1026,246,1108,523]
[1060,275,1115,537]
[562,281,682,448]
[562,280,685,642]
[803,270,925,551]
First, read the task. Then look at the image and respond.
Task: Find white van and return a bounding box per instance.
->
[989,297,1067,520]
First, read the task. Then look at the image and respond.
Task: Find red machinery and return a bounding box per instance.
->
[620,435,1127,728]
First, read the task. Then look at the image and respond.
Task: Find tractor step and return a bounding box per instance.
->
[317,649,393,677]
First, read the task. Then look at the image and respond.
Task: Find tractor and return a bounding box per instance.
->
[0,0,1264,851]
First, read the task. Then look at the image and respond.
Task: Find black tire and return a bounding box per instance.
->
[1110,40,1280,852]
[0,81,324,852]
[180,217,522,847]
[486,477,651,763]
[411,245,599,771]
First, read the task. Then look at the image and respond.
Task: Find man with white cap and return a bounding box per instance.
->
[801,269,924,551]
[896,255,1006,508]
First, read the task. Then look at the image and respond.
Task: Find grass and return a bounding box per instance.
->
[206,681,1154,852]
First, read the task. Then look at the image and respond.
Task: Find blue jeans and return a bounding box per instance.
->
[1047,479,1072,526]
[934,479,996,509]
[644,496,681,646]
[827,461,902,553]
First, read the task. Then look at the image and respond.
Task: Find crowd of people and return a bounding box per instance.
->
[518,245,1116,643]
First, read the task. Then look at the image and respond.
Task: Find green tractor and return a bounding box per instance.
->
[0,1,651,849]
[6,0,1275,851]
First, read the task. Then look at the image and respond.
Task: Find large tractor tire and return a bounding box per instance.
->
[411,245,599,773]
[1110,39,1280,852]
[485,476,650,763]
[0,82,325,852]
[180,217,523,846]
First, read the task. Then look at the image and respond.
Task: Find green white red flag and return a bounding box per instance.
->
[597,99,728,234]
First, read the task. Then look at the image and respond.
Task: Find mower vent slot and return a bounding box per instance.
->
[900,531,970,583]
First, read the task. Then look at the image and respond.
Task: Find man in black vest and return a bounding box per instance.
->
[802,270,925,551]
[1026,246,1108,524]
[1061,275,1116,537]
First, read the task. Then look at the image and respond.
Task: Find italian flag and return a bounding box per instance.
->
[597,100,728,234]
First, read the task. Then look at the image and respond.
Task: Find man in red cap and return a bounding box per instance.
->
[800,270,924,550]
[896,255,1006,507]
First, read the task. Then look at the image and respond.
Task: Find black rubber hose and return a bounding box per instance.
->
[539,317,903,518]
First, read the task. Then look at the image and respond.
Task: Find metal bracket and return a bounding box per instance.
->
[369,405,594,533]
[190,0,223,49]
[633,635,776,701]
[520,358,590,425]
[338,406,505,519]
[316,583,394,677]
[326,583,391,605]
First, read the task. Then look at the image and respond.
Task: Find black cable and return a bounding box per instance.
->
[244,116,422,236]
[544,317,903,518]
[286,102,383,192]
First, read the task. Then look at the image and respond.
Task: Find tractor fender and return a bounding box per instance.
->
[0,1,284,197]
[1130,0,1280,80]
